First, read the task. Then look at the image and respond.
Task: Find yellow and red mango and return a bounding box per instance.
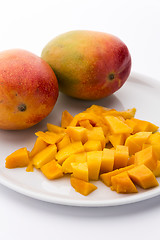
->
[41,30,131,100]
[0,49,58,130]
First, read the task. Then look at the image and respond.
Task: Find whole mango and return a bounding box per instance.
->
[41,30,131,100]
[0,49,58,130]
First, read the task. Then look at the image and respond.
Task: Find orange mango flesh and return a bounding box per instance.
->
[128,165,159,189]
[111,171,138,193]
[41,160,63,180]
[5,105,160,196]
[5,147,29,168]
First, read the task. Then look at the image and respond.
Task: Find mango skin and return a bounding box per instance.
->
[0,49,58,130]
[41,30,131,100]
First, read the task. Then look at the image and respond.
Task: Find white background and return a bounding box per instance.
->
[0,0,160,239]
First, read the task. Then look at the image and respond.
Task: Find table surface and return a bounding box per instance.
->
[0,0,160,239]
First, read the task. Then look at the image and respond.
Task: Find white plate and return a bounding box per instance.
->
[0,72,160,207]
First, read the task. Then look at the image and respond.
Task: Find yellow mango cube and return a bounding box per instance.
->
[100,164,135,187]
[131,132,152,145]
[66,126,87,144]
[125,132,152,156]
[56,141,84,165]
[103,108,136,119]
[100,148,114,173]
[71,162,88,182]
[146,132,160,144]
[62,152,87,174]
[143,143,160,160]
[134,146,157,171]
[111,171,138,193]
[128,164,159,189]
[79,119,93,130]
[128,155,135,166]
[41,160,63,180]
[61,110,73,128]
[86,127,106,148]
[35,131,65,145]
[70,177,97,196]
[105,116,133,134]
[153,160,160,177]
[47,123,65,133]
[57,134,71,151]
[114,145,129,169]
[29,137,48,158]
[69,112,97,127]
[87,151,102,180]
[85,104,111,115]
[32,144,57,168]
[125,135,142,156]
[84,140,102,152]
[126,118,158,134]
[109,134,127,148]
[5,147,29,168]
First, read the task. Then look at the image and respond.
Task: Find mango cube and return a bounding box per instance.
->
[103,108,136,119]
[125,132,152,156]
[128,164,159,189]
[47,123,65,133]
[5,147,29,168]
[100,148,114,173]
[126,118,158,134]
[86,127,106,148]
[57,134,71,151]
[105,116,133,134]
[128,155,135,166]
[61,110,73,128]
[70,177,97,196]
[153,161,160,177]
[56,141,84,165]
[109,134,126,148]
[29,137,48,158]
[79,119,93,130]
[100,164,135,187]
[35,131,65,145]
[66,126,87,144]
[62,152,87,174]
[111,171,138,193]
[134,146,157,171]
[87,151,102,180]
[84,140,102,152]
[71,162,88,182]
[32,144,57,168]
[114,145,129,169]
[41,160,63,180]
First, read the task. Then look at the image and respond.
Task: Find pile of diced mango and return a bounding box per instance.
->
[5,105,160,196]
